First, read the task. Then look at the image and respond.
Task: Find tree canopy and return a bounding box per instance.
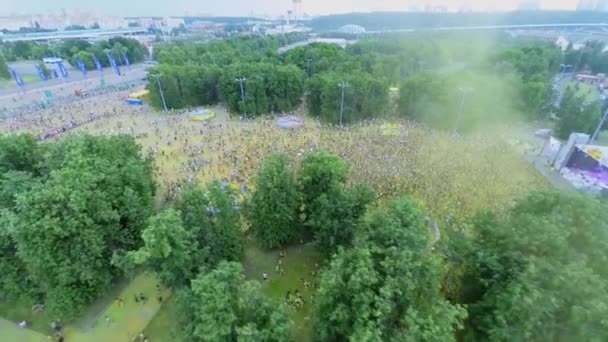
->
[176,261,291,341]
[0,134,155,319]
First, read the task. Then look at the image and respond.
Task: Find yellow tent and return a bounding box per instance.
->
[129,89,150,99]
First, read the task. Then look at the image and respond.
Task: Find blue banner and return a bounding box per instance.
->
[122,53,130,66]
[57,61,69,78]
[9,67,25,87]
[107,53,121,76]
[76,57,87,76]
[35,64,48,81]
[93,55,103,72]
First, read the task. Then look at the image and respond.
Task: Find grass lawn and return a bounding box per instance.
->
[568,81,599,103]
[142,294,180,341]
[0,273,167,342]
[243,240,321,342]
[0,298,54,335]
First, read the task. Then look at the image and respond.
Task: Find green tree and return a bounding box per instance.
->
[177,262,291,341]
[298,150,349,218]
[123,209,197,288]
[246,154,299,249]
[557,86,601,139]
[7,135,154,319]
[307,183,374,256]
[176,182,243,266]
[448,190,608,341]
[313,197,466,341]
[0,56,9,79]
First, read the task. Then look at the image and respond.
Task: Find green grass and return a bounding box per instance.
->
[144,241,322,342]
[142,294,180,341]
[243,241,321,342]
[0,273,166,342]
[568,81,599,103]
[0,298,54,335]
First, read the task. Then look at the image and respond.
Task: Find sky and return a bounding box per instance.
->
[0,0,580,17]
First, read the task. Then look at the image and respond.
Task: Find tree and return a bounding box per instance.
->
[298,150,349,218]
[307,183,374,256]
[246,154,299,249]
[122,209,197,288]
[6,135,154,319]
[0,55,9,79]
[177,262,291,341]
[307,71,389,124]
[557,87,601,139]
[313,197,466,341]
[448,190,608,341]
[176,182,243,266]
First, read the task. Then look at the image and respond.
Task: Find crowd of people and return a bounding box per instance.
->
[1,84,545,226]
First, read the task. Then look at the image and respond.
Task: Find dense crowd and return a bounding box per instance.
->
[0,89,547,224]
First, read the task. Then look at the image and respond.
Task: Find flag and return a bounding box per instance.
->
[9,67,25,87]
[122,53,130,66]
[35,64,48,81]
[107,53,121,76]
[57,61,69,78]
[93,55,103,72]
[76,57,87,76]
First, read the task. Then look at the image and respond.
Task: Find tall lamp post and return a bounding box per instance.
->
[149,74,168,112]
[236,77,247,116]
[306,58,313,79]
[338,81,350,127]
[455,86,473,134]
[589,108,608,144]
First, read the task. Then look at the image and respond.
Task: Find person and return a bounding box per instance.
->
[262,272,268,281]
[105,315,111,327]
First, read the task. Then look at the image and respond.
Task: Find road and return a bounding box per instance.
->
[0,64,148,112]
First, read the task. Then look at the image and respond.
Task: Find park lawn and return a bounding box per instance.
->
[568,81,599,103]
[0,298,55,335]
[0,273,167,342]
[243,241,321,342]
[142,294,180,341]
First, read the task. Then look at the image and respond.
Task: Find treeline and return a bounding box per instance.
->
[149,35,563,128]
[565,40,608,74]
[0,37,146,69]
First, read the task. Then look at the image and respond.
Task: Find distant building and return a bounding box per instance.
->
[189,20,223,33]
[338,25,366,35]
[576,73,601,83]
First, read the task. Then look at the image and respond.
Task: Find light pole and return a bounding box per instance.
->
[455,86,473,134]
[338,81,349,127]
[589,108,608,144]
[306,58,313,79]
[235,77,247,116]
[150,74,168,112]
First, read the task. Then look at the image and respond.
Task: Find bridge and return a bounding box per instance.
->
[0,28,148,42]
[347,22,608,35]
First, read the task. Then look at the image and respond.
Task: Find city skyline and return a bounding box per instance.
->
[1,0,582,18]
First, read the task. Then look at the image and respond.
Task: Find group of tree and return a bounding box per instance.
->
[0,37,146,69]
[113,178,291,340]
[555,86,601,139]
[0,134,155,320]
[246,151,374,256]
[444,190,608,340]
[564,40,608,74]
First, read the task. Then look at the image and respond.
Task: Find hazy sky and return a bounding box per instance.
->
[1,0,579,17]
